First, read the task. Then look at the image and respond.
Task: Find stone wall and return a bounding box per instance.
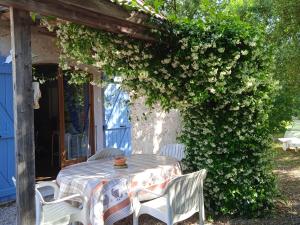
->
[131,97,182,154]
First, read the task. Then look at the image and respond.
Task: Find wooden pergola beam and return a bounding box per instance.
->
[0,0,160,42]
[10,7,35,225]
[0,11,56,37]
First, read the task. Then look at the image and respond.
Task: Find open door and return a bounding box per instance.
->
[58,72,95,167]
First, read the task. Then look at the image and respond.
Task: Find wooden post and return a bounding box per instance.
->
[10,7,36,225]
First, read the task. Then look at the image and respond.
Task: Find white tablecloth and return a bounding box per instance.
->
[56,154,182,225]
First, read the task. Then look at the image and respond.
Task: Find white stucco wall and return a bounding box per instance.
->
[131,97,182,154]
[0,21,59,64]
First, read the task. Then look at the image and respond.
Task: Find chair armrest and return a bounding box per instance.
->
[132,188,166,215]
[36,181,60,199]
[43,193,84,205]
[134,188,162,198]
[87,154,98,161]
[132,188,163,208]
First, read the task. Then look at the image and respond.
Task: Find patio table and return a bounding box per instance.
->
[56,154,182,225]
[278,137,300,150]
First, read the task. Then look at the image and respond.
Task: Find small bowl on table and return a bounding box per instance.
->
[114,156,128,168]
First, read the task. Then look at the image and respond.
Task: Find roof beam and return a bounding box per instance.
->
[0,0,159,42]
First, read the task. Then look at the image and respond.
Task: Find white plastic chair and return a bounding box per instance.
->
[133,169,207,225]
[87,147,124,161]
[159,144,185,161]
[12,177,88,225]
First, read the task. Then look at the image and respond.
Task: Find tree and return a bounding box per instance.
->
[146,0,300,132]
[225,0,300,132]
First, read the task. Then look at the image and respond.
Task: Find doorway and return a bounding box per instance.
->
[34,64,60,181]
[59,73,95,167]
[34,65,95,180]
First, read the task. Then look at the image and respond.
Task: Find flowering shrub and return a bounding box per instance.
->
[52,11,278,216]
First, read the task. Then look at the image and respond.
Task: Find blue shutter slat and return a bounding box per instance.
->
[104,82,131,155]
[0,55,16,202]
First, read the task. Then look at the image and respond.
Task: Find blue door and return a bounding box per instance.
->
[0,56,15,202]
[104,83,131,155]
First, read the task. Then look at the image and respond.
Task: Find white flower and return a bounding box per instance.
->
[191,53,199,60]
[234,54,241,60]
[191,46,200,52]
[161,58,171,64]
[218,48,225,53]
[181,45,187,50]
[246,81,253,88]
[192,62,199,70]
[231,106,240,111]
[220,71,226,77]
[207,159,213,164]
[208,77,216,83]
[160,68,168,74]
[172,61,179,68]
[208,87,216,94]
[210,68,218,75]
[241,50,249,55]
[181,64,189,71]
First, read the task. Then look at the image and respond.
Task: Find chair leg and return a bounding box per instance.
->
[199,206,205,225]
[199,181,205,225]
[199,213,204,225]
[133,214,139,225]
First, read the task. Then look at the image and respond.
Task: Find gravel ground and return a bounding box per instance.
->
[0,202,16,225]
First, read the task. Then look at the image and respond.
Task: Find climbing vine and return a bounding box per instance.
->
[50,4,278,216]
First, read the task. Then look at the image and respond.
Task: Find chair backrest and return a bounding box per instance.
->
[165,169,207,223]
[35,188,44,225]
[87,148,124,161]
[159,144,185,161]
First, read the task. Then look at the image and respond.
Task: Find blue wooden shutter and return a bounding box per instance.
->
[104,83,131,155]
[0,55,16,202]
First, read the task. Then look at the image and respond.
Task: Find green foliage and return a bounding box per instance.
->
[52,3,278,217]
[225,0,300,132]
[145,0,227,20]
[270,0,300,132]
